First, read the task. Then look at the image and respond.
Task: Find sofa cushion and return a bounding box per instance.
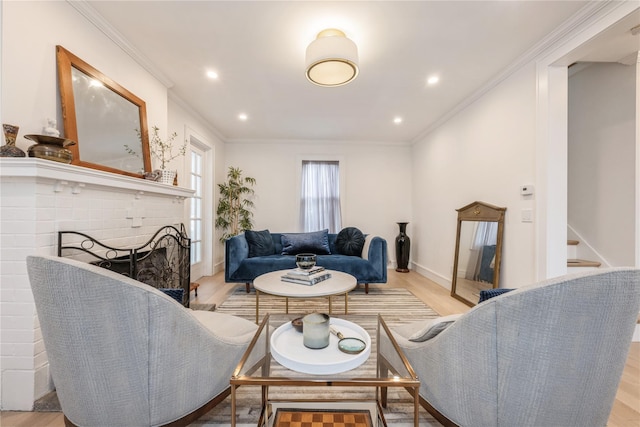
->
[245,229,276,257]
[335,227,365,257]
[409,314,463,342]
[281,229,331,255]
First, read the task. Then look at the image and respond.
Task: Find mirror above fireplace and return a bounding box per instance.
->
[56,45,151,177]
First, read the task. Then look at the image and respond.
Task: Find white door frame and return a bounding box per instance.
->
[186,126,214,278]
[535,2,640,279]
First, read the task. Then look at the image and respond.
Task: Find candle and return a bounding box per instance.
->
[302,313,330,349]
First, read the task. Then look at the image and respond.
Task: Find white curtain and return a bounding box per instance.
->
[472,221,498,249]
[299,161,342,233]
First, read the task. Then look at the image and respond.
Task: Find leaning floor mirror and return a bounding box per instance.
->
[451,201,506,307]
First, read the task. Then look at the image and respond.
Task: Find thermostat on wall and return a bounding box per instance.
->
[520,185,534,196]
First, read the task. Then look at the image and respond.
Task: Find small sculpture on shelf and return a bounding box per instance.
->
[42,118,61,137]
[1,123,26,157]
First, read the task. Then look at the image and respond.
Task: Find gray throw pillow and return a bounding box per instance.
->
[335,227,365,256]
[245,229,276,258]
[409,314,462,342]
[281,229,331,255]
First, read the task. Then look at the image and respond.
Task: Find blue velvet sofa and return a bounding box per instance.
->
[225,230,388,293]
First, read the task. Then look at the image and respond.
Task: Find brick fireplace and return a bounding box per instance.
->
[0,158,193,410]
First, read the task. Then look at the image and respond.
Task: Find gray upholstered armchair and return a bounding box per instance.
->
[26,255,258,427]
[381,268,640,427]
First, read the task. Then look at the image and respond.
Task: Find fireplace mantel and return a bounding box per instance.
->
[1,157,194,410]
[0,158,194,199]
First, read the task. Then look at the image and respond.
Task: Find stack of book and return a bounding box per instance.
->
[281,266,332,286]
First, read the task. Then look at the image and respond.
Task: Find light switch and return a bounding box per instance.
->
[522,208,533,222]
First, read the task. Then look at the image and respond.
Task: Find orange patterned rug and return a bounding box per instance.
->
[274,408,372,427]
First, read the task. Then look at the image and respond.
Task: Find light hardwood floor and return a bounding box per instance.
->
[2,270,639,426]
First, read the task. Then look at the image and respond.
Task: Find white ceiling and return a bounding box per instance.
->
[84,1,639,145]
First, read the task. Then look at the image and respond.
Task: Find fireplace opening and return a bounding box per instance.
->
[58,224,191,307]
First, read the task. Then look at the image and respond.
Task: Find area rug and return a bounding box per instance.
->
[215,285,435,322]
[194,286,441,426]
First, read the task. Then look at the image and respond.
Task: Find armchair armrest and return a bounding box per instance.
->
[362,235,387,282]
[385,310,499,427]
[225,234,249,282]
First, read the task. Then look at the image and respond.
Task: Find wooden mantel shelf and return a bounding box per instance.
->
[0,158,195,199]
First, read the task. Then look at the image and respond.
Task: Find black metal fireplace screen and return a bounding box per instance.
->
[58,224,191,307]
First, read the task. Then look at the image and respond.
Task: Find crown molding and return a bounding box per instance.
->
[410,1,620,144]
[67,0,174,88]
[225,137,413,147]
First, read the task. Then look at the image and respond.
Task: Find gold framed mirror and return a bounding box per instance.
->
[451,201,506,307]
[56,45,151,177]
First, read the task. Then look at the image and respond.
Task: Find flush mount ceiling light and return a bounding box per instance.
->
[306,28,359,87]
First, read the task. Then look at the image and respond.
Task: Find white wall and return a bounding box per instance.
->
[1,1,167,160]
[568,62,636,267]
[225,141,412,265]
[411,65,538,290]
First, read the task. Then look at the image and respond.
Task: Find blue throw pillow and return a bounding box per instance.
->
[281,229,331,255]
[245,229,276,257]
[335,227,365,256]
[478,288,514,303]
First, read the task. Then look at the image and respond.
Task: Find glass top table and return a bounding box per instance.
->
[230,313,420,427]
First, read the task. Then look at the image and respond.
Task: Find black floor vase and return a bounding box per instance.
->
[395,222,410,272]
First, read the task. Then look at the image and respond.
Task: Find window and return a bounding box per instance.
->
[300,161,342,233]
[190,150,203,265]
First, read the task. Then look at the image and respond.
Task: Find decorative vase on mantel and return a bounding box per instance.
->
[1,124,26,158]
[159,169,177,185]
[395,222,410,273]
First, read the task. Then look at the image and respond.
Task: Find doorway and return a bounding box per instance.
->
[187,129,214,280]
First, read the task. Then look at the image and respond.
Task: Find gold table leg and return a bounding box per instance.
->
[285,296,289,313]
[344,292,348,314]
[231,385,237,427]
[255,290,260,324]
[328,296,332,314]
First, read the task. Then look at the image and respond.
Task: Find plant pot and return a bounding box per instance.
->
[159,169,176,185]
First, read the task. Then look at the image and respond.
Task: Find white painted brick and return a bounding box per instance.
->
[35,221,55,235]
[1,208,36,221]
[2,370,36,410]
[34,349,49,369]
[0,356,35,371]
[1,220,36,233]
[1,315,34,329]
[2,169,188,410]
[0,330,35,344]
[1,302,34,316]
[34,339,45,355]
[36,208,56,221]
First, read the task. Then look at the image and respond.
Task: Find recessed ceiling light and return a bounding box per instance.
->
[427,75,439,85]
[206,70,219,79]
[393,117,403,124]
[238,113,248,121]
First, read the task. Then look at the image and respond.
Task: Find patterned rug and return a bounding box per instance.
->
[193,286,441,426]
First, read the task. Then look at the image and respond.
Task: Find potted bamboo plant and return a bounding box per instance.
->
[215,166,256,242]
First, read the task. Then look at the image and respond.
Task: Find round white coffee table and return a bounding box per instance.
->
[253,270,357,323]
